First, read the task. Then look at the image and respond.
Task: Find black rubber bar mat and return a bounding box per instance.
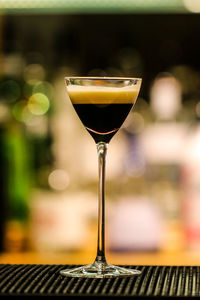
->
[0,264,199,297]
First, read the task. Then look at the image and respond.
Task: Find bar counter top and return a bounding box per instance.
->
[1,249,200,266]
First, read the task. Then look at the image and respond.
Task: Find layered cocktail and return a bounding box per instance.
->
[60,77,142,278]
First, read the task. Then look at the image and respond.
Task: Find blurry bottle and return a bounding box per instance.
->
[3,120,32,252]
[140,73,186,252]
[0,54,33,252]
[181,118,200,250]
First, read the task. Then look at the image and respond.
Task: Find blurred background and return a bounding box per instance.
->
[1,0,200,265]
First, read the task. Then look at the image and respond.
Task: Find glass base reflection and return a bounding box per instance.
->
[60,262,141,278]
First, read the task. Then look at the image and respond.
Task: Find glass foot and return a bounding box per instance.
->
[60,262,141,278]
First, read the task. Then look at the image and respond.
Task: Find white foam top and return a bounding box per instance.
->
[67,85,140,104]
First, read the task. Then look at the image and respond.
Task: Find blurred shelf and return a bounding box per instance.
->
[1,250,200,266]
[0,0,189,14]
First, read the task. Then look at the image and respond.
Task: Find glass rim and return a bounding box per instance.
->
[65,76,142,81]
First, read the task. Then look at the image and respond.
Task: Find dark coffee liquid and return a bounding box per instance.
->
[73,103,133,143]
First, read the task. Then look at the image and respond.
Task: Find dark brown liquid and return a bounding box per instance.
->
[73,103,133,143]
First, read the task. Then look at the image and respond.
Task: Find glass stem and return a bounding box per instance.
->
[94,141,108,266]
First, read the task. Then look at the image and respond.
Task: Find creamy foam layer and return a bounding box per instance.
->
[67,85,140,104]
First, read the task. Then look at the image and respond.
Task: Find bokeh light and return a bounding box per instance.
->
[24,64,45,85]
[12,100,31,123]
[28,93,50,115]
[150,74,182,120]
[32,81,54,100]
[48,169,70,191]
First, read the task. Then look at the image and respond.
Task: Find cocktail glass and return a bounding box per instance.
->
[60,77,142,278]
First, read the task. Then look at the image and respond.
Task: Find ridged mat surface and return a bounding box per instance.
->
[0,264,199,297]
